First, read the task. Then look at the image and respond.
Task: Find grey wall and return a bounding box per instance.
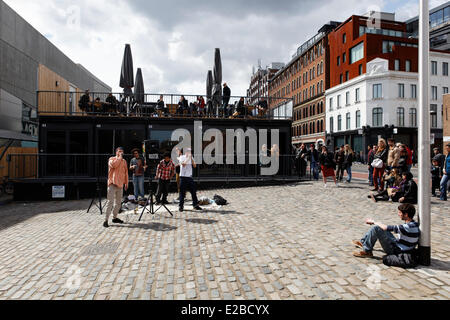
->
[0,0,111,107]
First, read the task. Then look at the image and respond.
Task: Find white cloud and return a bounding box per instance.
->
[6,0,420,97]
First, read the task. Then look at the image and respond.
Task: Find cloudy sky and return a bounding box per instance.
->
[4,0,448,95]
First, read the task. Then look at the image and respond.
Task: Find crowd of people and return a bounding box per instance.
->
[292,139,450,202]
[78,83,269,119]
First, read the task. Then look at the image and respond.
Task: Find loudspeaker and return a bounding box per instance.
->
[143,140,160,163]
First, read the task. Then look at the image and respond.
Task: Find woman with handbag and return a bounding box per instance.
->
[319,146,338,188]
[372,139,388,192]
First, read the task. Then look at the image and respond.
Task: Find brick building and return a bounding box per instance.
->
[268,22,340,147]
[247,62,284,105]
[326,12,450,155]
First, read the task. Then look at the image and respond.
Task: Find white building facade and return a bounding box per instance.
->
[325,53,450,157]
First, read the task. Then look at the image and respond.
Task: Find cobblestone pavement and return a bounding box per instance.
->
[0,180,449,300]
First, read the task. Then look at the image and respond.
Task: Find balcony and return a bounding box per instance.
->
[36,91,293,120]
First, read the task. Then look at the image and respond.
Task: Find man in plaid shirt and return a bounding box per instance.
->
[155,152,175,204]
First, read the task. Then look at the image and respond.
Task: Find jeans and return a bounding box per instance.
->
[346,165,352,182]
[336,164,345,181]
[440,174,449,201]
[361,226,401,255]
[368,166,374,185]
[373,166,385,190]
[133,175,145,200]
[311,161,319,180]
[179,177,199,208]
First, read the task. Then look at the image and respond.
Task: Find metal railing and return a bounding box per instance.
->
[7,154,310,181]
[36,91,293,120]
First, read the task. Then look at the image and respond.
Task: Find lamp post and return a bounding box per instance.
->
[418,0,431,266]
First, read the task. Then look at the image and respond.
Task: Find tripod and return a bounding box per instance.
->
[138,166,173,221]
[87,155,104,215]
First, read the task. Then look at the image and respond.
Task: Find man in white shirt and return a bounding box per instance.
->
[177,148,202,212]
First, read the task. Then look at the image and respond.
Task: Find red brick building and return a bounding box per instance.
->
[268,22,340,147]
[328,13,419,88]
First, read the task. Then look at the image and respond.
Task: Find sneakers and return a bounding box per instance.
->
[193,206,203,211]
[112,218,124,224]
[103,221,109,228]
[162,200,170,205]
[353,250,373,258]
[324,184,327,188]
[179,207,184,212]
[352,240,364,248]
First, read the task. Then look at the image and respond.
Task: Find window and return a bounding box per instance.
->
[330,117,334,133]
[329,97,334,111]
[345,71,349,81]
[431,61,437,75]
[343,33,347,43]
[346,113,351,130]
[338,115,342,131]
[405,60,411,72]
[340,74,343,84]
[411,84,417,99]
[356,110,361,128]
[444,87,449,94]
[350,42,364,64]
[443,62,449,76]
[337,95,341,108]
[355,88,360,102]
[397,107,405,127]
[398,84,405,98]
[395,59,400,71]
[373,84,382,99]
[346,91,350,105]
[358,64,363,75]
[430,104,438,128]
[409,108,417,127]
[337,56,341,66]
[343,52,346,63]
[432,86,438,100]
[372,108,383,127]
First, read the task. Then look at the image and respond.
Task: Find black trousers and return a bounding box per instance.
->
[336,164,345,180]
[179,177,199,208]
[156,179,170,202]
[432,178,440,195]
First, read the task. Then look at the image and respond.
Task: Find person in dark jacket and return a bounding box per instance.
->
[439,143,450,201]
[296,144,308,177]
[431,159,441,197]
[222,83,231,112]
[372,139,388,192]
[392,172,418,204]
[177,96,189,116]
[368,145,377,186]
[307,144,320,180]
[319,146,338,187]
[78,90,92,114]
[334,146,345,182]
[433,147,446,177]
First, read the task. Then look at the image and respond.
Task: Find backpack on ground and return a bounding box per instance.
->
[213,194,228,206]
[382,250,419,269]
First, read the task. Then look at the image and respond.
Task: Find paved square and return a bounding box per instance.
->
[0,180,449,300]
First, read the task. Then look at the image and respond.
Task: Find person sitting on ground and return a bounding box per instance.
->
[352,203,420,258]
[431,159,441,197]
[369,169,402,202]
[391,171,418,204]
[318,146,338,188]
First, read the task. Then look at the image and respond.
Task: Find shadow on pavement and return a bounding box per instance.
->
[113,222,177,231]
[185,218,218,225]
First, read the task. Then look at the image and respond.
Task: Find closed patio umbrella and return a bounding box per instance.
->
[206,70,213,116]
[134,68,145,104]
[212,48,222,116]
[119,44,134,114]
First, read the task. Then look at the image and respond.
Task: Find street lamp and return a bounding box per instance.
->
[418,0,431,266]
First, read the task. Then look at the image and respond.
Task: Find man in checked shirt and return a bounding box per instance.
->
[155,152,175,204]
